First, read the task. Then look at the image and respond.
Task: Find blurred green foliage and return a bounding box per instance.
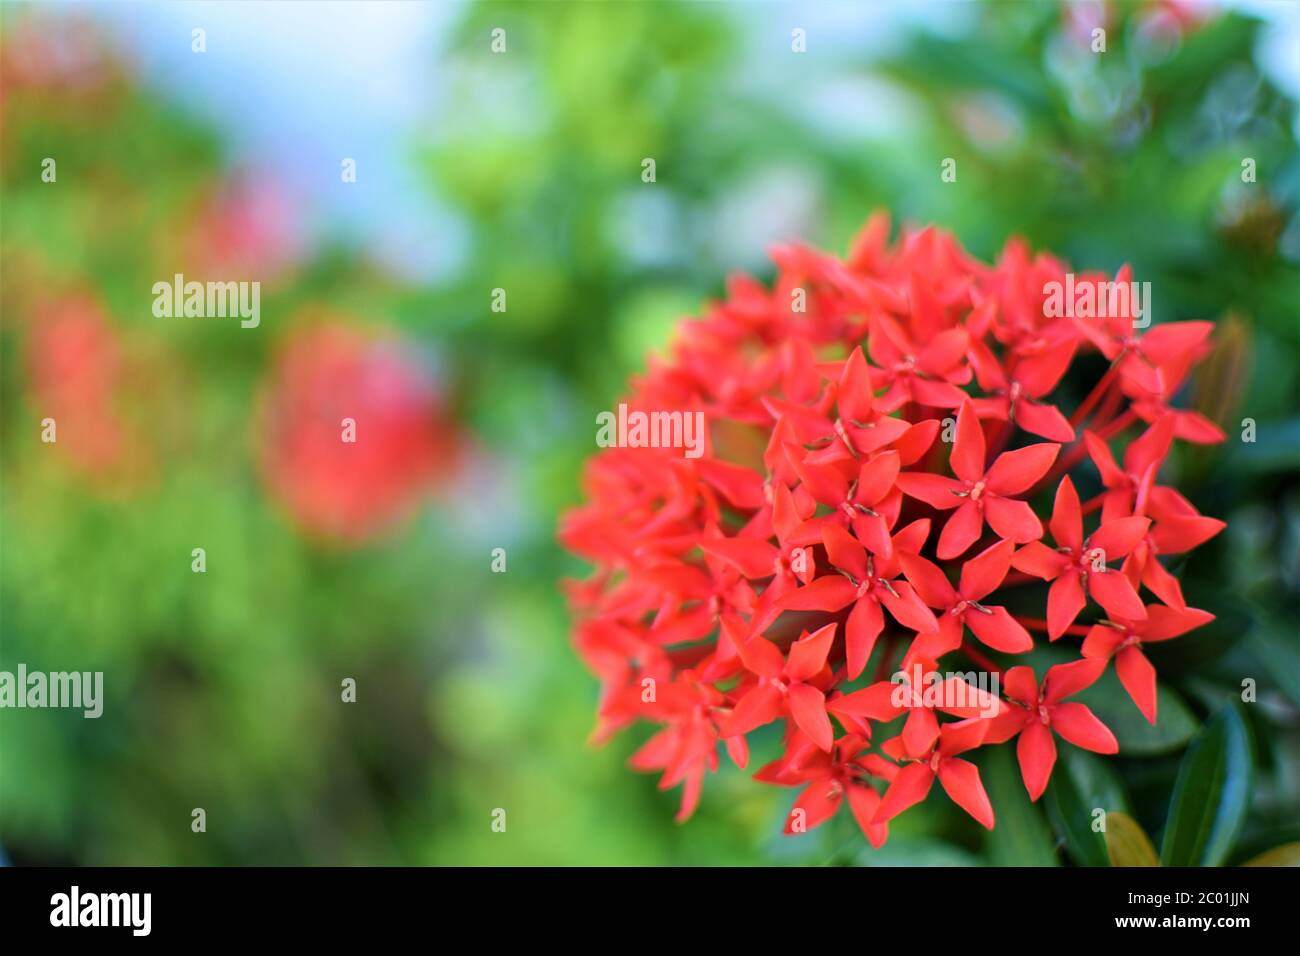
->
[2,1,1297,866]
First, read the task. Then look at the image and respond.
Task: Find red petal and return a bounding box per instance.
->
[852,510,894,559]
[1002,665,1040,707]
[722,682,784,736]
[1140,554,1186,609]
[1011,541,1069,580]
[1014,340,1076,397]
[984,496,1043,544]
[787,621,837,683]
[628,728,676,771]
[856,451,900,506]
[985,443,1060,496]
[933,676,1003,718]
[778,575,858,613]
[674,765,705,822]
[847,415,911,457]
[738,635,787,680]
[785,779,842,834]
[846,784,888,848]
[1017,719,1057,801]
[902,706,940,758]
[1047,572,1087,640]
[1150,515,1225,555]
[829,681,905,722]
[1049,476,1083,551]
[1085,430,1125,487]
[950,401,987,483]
[821,522,868,581]
[898,552,958,609]
[911,377,969,408]
[1124,413,1177,475]
[1042,657,1107,703]
[792,455,850,509]
[1081,624,1124,659]
[845,596,885,680]
[959,537,1014,601]
[892,518,932,554]
[1088,569,1148,622]
[725,734,749,770]
[1015,399,1076,442]
[893,419,939,466]
[879,581,940,634]
[1142,604,1214,641]
[895,472,965,510]
[1172,410,1227,444]
[938,714,992,755]
[937,499,984,559]
[695,459,766,509]
[938,757,995,829]
[1140,321,1212,367]
[967,336,1008,391]
[966,605,1034,653]
[1115,646,1157,724]
[836,348,876,424]
[788,683,834,752]
[1050,702,1119,753]
[699,536,779,579]
[919,327,970,374]
[771,481,808,546]
[871,762,935,824]
[1087,516,1151,560]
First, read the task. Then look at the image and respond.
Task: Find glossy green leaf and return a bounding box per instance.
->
[981,746,1059,866]
[1160,705,1253,867]
[1045,749,1129,867]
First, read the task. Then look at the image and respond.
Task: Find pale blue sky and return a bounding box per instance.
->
[69,0,1298,281]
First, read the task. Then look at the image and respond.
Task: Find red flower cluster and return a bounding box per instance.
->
[24,293,157,491]
[255,316,461,543]
[560,214,1225,841]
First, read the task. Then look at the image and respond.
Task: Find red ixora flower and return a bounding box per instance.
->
[559,212,1225,845]
[24,292,162,492]
[985,659,1118,801]
[255,315,462,544]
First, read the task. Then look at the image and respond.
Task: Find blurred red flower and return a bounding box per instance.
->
[24,293,151,490]
[178,175,305,285]
[255,317,460,544]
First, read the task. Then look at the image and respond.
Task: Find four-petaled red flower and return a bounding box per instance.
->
[986,659,1119,800]
[1010,475,1151,639]
[873,717,996,829]
[1081,604,1215,723]
[896,400,1060,559]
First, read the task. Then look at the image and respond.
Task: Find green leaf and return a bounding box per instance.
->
[1246,617,1300,709]
[1074,668,1200,755]
[1160,705,1253,866]
[1044,749,1129,867]
[1229,418,1300,474]
[981,746,1059,866]
[853,837,984,868]
[1105,812,1159,867]
[1241,843,1300,867]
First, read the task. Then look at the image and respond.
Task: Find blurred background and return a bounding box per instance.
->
[1,0,1297,866]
